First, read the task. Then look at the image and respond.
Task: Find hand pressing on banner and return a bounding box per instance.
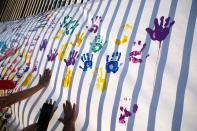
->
[0,69,51,109]
[22,99,58,131]
[36,99,58,131]
[58,101,77,131]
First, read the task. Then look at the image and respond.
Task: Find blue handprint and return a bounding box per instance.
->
[106,52,121,73]
[79,53,93,71]
[146,16,175,47]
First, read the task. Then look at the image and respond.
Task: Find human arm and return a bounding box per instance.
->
[0,69,51,108]
[22,99,57,131]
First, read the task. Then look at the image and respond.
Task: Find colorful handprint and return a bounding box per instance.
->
[87,16,102,33]
[53,28,65,40]
[146,16,175,47]
[106,52,121,73]
[21,72,33,87]
[90,35,106,53]
[79,53,93,71]
[64,50,79,66]
[96,67,107,91]
[129,41,147,63]
[119,104,138,124]
[60,16,79,35]
[115,35,128,45]
[58,43,69,61]
[39,39,48,51]
[63,68,72,88]
[47,49,58,61]
[70,32,85,47]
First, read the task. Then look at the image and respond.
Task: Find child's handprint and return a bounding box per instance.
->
[21,72,33,87]
[53,28,64,40]
[79,53,93,71]
[64,50,79,66]
[70,33,85,47]
[63,68,72,88]
[39,39,48,51]
[115,35,128,45]
[32,61,38,72]
[96,67,107,91]
[119,104,138,124]
[146,16,175,47]
[58,43,68,61]
[91,35,106,53]
[47,49,58,61]
[106,52,121,73]
[129,41,147,63]
[122,23,132,31]
[87,16,102,33]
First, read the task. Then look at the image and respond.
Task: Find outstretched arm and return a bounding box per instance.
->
[0,69,51,109]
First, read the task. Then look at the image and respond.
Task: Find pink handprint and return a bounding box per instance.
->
[129,41,147,63]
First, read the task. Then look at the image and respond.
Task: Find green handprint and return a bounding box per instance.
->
[90,35,106,53]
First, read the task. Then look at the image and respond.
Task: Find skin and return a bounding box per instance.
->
[0,69,52,109]
[22,99,57,131]
[58,101,77,131]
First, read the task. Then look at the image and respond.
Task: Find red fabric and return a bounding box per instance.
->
[0,80,16,90]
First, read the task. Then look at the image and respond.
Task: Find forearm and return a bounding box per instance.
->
[2,84,43,108]
[21,123,37,131]
[62,124,75,131]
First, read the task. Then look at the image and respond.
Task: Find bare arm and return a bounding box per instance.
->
[21,123,37,131]
[0,69,51,109]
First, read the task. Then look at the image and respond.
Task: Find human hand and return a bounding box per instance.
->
[58,101,77,126]
[37,99,58,131]
[38,69,52,87]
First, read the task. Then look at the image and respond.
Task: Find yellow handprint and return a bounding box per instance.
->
[22,50,30,62]
[115,35,128,45]
[53,28,65,40]
[70,32,85,47]
[58,43,69,61]
[21,72,33,87]
[123,23,132,31]
[96,67,107,91]
[63,68,72,88]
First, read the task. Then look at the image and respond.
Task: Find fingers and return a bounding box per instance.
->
[58,118,64,123]
[72,103,77,119]
[154,18,159,28]
[50,99,52,104]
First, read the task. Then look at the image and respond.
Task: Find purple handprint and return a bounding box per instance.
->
[47,49,58,61]
[87,16,102,33]
[39,39,48,51]
[64,50,79,66]
[146,16,175,47]
[119,104,138,124]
